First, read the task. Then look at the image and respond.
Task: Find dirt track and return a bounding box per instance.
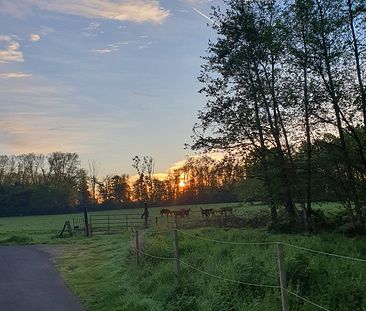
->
[0,246,85,311]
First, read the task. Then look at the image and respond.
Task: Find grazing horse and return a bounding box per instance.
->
[160,208,172,217]
[180,208,191,217]
[200,207,214,218]
[171,210,187,218]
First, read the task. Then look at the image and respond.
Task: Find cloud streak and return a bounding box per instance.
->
[92,48,112,54]
[1,0,170,24]
[192,7,213,23]
[0,72,32,79]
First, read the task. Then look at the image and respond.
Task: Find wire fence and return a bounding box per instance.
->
[177,229,366,263]
[132,228,366,311]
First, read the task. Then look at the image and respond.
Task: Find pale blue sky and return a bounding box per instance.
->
[0,0,220,176]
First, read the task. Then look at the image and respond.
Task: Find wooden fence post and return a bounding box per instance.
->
[89,216,93,236]
[107,215,110,235]
[135,230,140,266]
[172,229,181,286]
[144,202,149,228]
[277,243,289,311]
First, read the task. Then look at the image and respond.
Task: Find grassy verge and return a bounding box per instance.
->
[57,233,165,311]
[57,227,366,311]
[2,201,364,310]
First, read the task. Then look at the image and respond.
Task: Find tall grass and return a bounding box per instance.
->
[58,228,366,311]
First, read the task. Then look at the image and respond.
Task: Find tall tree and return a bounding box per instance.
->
[192,0,297,221]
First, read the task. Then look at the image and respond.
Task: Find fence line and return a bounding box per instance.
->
[133,244,330,311]
[144,229,174,234]
[178,258,280,289]
[133,235,333,311]
[281,242,366,263]
[177,229,366,263]
[135,248,176,261]
[176,229,277,245]
[284,289,330,311]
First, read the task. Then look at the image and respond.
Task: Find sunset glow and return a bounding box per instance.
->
[179,180,186,188]
[0,0,219,176]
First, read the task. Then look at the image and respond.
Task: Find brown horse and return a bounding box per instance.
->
[160,208,172,217]
[171,210,188,218]
[180,208,191,217]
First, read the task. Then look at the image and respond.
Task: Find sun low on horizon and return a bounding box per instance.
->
[0,0,220,177]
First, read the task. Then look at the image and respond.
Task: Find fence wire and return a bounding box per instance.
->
[134,247,176,261]
[133,246,331,311]
[176,229,277,245]
[284,289,331,311]
[178,259,280,289]
[133,228,366,311]
[177,229,366,263]
[281,242,366,263]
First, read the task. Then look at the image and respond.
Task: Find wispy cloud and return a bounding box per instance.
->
[0,76,123,155]
[39,26,54,35]
[92,41,131,54]
[82,22,101,37]
[0,35,12,42]
[1,0,170,24]
[0,72,32,79]
[92,48,112,54]
[85,22,100,31]
[30,33,40,42]
[0,39,24,63]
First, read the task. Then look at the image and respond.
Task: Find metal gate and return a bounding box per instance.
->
[89,214,143,235]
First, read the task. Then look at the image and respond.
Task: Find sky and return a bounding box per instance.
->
[0,0,221,177]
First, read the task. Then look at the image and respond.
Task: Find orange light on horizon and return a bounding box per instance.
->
[179,180,186,188]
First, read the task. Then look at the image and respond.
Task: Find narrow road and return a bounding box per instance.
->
[0,246,85,311]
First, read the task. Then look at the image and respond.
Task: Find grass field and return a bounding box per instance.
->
[0,201,344,245]
[57,227,366,311]
[0,202,245,244]
[2,202,365,310]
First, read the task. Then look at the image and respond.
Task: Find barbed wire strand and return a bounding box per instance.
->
[177,229,366,263]
[178,259,280,289]
[285,289,331,311]
[176,229,276,245]
[134,247,331,310]
[144,229,173,234]
[281,242,366,263]
[134,247,176,261]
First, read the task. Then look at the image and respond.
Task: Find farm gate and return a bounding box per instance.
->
[72,213,144,235]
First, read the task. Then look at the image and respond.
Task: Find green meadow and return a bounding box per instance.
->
[1,202,366,310]
[0,202,241,244]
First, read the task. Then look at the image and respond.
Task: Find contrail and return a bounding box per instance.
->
[192,7,214,23]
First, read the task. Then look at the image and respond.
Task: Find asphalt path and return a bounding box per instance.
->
[0,246,85,311]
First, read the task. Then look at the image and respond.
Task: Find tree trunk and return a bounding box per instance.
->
[347,0,366,131]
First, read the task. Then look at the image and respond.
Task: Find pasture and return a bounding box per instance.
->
[58,227,366,311]
[1,202,365,310]
[0,202,248,244]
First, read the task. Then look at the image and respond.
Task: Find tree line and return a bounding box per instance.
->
[192,0,366,230]
[0,152,244,216]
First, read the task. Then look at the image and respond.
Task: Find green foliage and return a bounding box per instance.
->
[3,235,33,244]
[0,152,86,217]
[2,204,366,310]
[55,227,366,311]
